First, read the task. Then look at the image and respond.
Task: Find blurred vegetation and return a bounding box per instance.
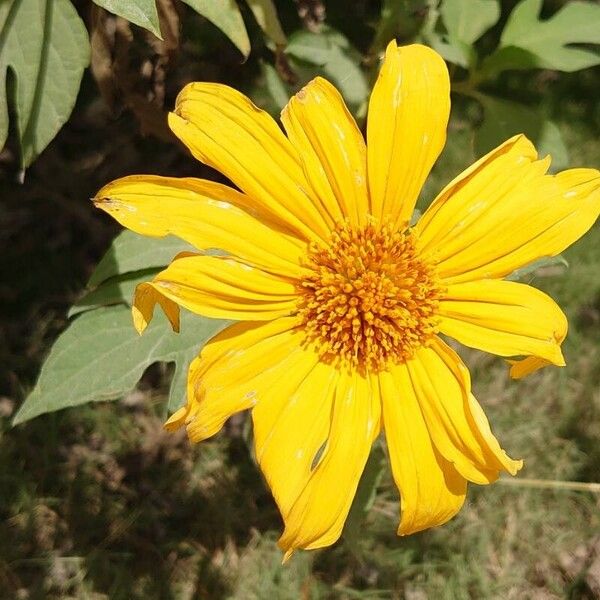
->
[1,0,600,598]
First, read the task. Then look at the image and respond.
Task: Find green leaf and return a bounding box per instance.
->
[0,0,89,167]
[13,305,228,425]
[182,0,251,58]
[441,0,500,45]
[427,32,472,68]
[475,95,569,171]
[88,231,195,288]
[246,0,286,46]
[69,269,160,317]
[285,28,368,113]
[260,61,288,113]
[498,0,600,72]
[91,0,162,39]
[285,29,333,66]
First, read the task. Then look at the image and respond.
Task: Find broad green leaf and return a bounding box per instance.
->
[246,0,286,46]
[91,0,162,39]
[69,269,160,317]
[285,29,333,66]
[475,95,569,172]
[13,305,228,425]
[478,45,539,79]
[441,0,500,45]
[88,231,195,287]
[182,0,250,58]
[498,0,600,72]
[507,255,569,282]
[0,0,89,167]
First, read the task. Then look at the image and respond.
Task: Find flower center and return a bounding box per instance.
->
[297,220,443,372]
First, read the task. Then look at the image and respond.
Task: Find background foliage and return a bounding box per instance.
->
[1,0,600,597]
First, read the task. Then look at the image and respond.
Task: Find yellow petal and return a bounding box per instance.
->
[406,337,522,484]
[132,279,180,334]
[379,368,467,535]
[367,42,450,227]
[438,279,567,367]
[94,175,306,277]
[253,361,339,519]
[416,135,600,284]
[508,356,554,379]
[165,317,305,442]
[133,254,298,331]
[168,83,330,241]
[278,370,381,558]
[282,77,368,226]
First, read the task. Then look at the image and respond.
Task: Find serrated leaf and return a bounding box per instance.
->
[91,0,162,39]
[246,0,286,46]
[498,0,600,72]
[182,0,250,58]
[441,0,500,45]
[475,95,569,171]
[13,306,228,425]
[0,0,89,167]
[88,231,195,287]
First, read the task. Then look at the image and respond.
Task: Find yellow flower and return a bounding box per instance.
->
[94,41,600,560]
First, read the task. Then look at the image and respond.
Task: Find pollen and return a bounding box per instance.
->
[297,220,443,371]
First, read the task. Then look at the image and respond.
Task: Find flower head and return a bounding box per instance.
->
[94,41,600,559]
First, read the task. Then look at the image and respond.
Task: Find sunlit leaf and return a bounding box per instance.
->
[498,0,600,72]
[92,0,162,38]
[182,0,250,58]
[13,306,228,425]
[441,0,500,45]
[475,95,569,171]
[0,0,89,167]
[88,231,195,288]
[69,269,160,317]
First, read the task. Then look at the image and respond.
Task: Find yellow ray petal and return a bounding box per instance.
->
[132,280,180,334]
[168,83,331,241]
[438,279,567,367]
[367,41,450,227]
[282,77,368,226]
[406,337,522,484]
[278,370,381,559]
[94,175,306,278]
[507,356,556,379]
[415,135,600,284]
[133,254,298,331]
[164,317,306,441]
[379,368,467,535]
[253,361,339,519]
